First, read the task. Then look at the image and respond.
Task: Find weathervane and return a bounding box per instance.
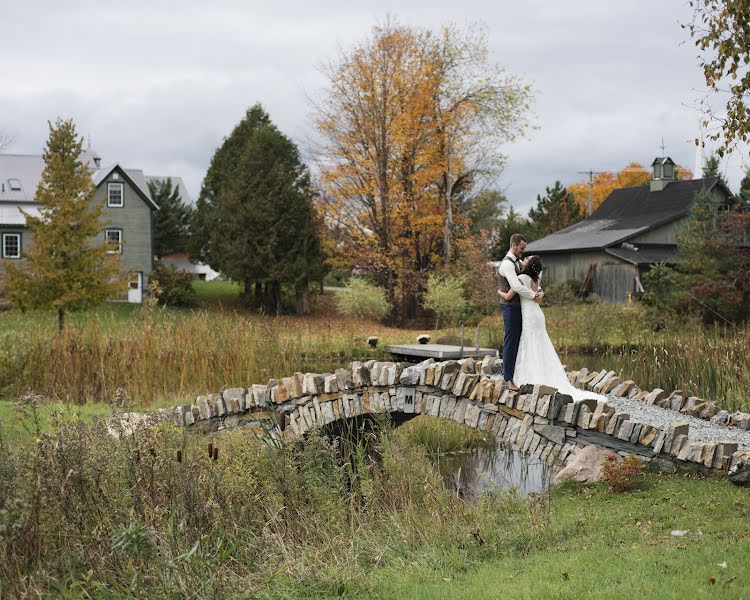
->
[659,138,666,155]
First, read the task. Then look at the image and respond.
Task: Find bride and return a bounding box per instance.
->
[497,255,601,402]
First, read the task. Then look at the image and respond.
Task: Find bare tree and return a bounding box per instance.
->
[0,130,14,152]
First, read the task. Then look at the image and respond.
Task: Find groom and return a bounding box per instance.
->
[497,233,542,391]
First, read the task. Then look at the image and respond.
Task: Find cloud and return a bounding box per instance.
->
[2,0,744,212]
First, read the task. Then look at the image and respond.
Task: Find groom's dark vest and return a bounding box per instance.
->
[499,256,521,305]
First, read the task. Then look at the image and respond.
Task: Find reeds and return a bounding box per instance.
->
[0,308,418,405]
[394,415,495,455]
[0,404,536,597]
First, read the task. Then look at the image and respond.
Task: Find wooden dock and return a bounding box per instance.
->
[386,343,499,362]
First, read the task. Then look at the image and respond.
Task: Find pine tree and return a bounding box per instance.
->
[490,206,534,259]
[147,178,192,257]
[738,167,750,208]
[528,181,583,238]
[2,118,124,331]
[702,154,722,180]
[191,104,324,313]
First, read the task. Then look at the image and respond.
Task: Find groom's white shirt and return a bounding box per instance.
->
[499,251,537,300]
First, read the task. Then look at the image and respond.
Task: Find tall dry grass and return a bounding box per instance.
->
[0,308,421,405]
[0,400,541,598]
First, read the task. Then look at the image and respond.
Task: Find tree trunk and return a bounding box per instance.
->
[58,308,65,333]
[443,145,454,264]
[295,285,310,315]
[243,278,254,307]
[271,280,282,314]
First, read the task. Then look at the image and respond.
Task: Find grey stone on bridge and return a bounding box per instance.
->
[110,359,750,485]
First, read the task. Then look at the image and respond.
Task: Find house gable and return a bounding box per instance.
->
[92,166,156,278]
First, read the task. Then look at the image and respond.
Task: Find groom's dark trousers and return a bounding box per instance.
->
[501,302,522,382]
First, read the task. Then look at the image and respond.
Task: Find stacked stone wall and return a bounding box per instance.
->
[120,356,750,482]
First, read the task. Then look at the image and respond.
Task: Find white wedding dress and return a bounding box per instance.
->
[513,274,602,402]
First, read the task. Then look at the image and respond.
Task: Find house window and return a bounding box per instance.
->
[663,163,674,179]
[8,179,22,191]
[108,183,124,207]
[128,273,140,289]
[653,163,662,179]
[2,233,21,258]
[106,229,122,254]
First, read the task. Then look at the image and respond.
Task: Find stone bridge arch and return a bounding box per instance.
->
[124,357,750,482]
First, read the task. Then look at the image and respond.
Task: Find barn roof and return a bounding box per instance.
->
[526,177,731,253]
[604,244,677,265]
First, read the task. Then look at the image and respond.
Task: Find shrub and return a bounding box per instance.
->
[422,274,469,328]
[335,278,391,322]
[150,262,197,308]
[601,454,645,493]
[541,280,579,306]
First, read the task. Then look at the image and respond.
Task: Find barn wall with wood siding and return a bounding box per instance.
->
[536,251,636,304]
[628,218,685,244]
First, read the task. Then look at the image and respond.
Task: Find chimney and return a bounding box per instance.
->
[650,156,676,192]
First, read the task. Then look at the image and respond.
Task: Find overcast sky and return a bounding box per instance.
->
[2,0,745,213]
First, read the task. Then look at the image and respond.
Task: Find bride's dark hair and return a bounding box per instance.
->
[521,255,544,282]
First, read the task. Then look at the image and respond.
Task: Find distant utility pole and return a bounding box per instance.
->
[577,169,601,216]
[577,166,650,216]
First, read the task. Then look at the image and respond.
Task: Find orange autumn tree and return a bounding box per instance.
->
[568,162,693,214]
[313,21,532,320]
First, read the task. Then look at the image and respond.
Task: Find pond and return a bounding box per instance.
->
[435,444,555,501]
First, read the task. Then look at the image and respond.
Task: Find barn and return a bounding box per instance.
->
[524,157,734,303]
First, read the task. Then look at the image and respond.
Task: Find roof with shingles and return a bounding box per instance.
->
[604,245,677,265]
[0,153,159,213]
[526,177,731,253]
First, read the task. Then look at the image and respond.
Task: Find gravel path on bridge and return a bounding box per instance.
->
[604,394,750,451]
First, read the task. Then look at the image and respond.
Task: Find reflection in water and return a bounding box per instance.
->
[436,443,555,501]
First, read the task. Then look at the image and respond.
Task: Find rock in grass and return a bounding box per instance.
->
[728,452,750,486]
[554,445,619,485]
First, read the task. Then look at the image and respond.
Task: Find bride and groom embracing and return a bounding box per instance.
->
[497,234,595,402]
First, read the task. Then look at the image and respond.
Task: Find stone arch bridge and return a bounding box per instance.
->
[121,357,750,483]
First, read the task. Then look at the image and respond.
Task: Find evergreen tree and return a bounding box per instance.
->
[528,181,583,238]
[491,206,534,259]
[738,167,750,208]
[147,178,192,257]
[702,154,722,180]
[191,104,324,313]
[2,118,124,331]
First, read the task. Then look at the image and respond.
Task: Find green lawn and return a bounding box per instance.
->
[270,473,750,599]
[192,278,243,307]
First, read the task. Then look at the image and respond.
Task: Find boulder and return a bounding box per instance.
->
[728,452,750,486]
[711,410,731,426]
[554,445,619,485]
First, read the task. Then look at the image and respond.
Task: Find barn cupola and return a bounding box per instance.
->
[650,156,676,192]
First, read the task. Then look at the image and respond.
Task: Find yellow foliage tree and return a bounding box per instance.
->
[313,20,531,320]
[2,119,125,331]
[568,162,693,214]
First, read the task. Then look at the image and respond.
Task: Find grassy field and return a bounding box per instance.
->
[2,284,749,598]
[1,282,749,411]
[1,405,747,599]
[307,473,750,600]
